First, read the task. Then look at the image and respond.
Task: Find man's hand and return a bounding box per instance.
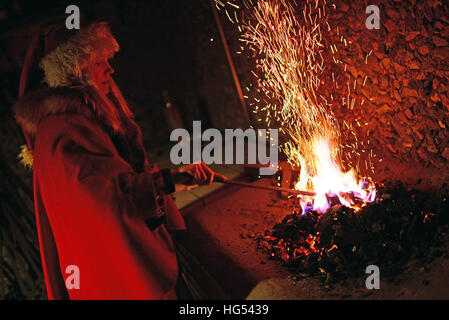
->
[171,162,227,188]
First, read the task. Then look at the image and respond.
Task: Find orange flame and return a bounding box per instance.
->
[296,138,376,214]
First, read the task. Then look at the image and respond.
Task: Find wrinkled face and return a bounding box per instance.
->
[88,58,114,95]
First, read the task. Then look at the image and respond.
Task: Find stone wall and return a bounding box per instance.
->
[221,0,449,191]
[326,0,449,191]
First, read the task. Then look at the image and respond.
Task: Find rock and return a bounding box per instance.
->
[417,148,429,162]
[418,45,430,55]
[361,88,371,99]
[425,118,440,130]
[394,63,407,74]
[402,78,410,87]
[433,47,449,60]
[386,143,396,153]
[416,71,427,80]
[346,64,360,78]
[433,36,449,47]
[420,25,430,38]
[376,104,392,114]
[401,136,414,148]
[412,127,424,141]
[442,148,449,161]
[405,31,420,41]
[435,70,446,77]
[428,0,442,8]
[427,144,438,153]
[381,58,393,70]
[374,51,385,59]
[384,20,398,33]
[380,77,389,90]
[441,83,449,92]
[408,97,418,105]
[431,93,442,103]
[402,87,419,97]
[441,25,449,38]
[433,78,440,90]
[441,95,449,111]
[405,109,414,119]
[393,80,400,89]
[386,8,400,20]
[409,60,421,69]
[392,116,411,137]
[435,21,444,30]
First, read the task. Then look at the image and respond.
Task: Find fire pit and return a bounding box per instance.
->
[257,182,449,285]
[178,177,449,299]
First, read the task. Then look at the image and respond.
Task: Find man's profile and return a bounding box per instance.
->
[13,21,225,300]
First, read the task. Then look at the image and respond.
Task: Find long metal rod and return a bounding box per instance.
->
[218,180,316,196]
[210,0,252,127]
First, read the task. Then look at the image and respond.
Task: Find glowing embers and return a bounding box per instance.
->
[257,186,449,284]
[295,138,376,215]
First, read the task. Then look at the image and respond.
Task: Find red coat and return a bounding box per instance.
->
[14,87,186,299]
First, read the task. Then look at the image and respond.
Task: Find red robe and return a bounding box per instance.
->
[14,87,186,299]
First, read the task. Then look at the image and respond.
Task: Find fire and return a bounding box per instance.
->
[295,138,376,214]
[216,0,377,213]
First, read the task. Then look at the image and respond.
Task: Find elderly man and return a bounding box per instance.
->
[14,22,225,300]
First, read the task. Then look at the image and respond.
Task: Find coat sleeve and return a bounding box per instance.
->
[38,113,173,220]
[33,113,180,299]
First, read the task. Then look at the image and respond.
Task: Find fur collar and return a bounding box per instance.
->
[13,87,94,137]
[13,87,147,172]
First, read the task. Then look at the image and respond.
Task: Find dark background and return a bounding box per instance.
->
[0,0,248,158]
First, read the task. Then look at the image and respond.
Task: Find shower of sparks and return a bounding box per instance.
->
[216,0,376,214]
[240,0,339,177]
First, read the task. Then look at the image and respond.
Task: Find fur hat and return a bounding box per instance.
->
[39,22,119,88]
[15,22,131,169]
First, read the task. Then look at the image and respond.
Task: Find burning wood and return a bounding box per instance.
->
[256,185,449,284]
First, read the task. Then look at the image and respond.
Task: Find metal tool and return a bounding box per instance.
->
[218,180,316,197]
